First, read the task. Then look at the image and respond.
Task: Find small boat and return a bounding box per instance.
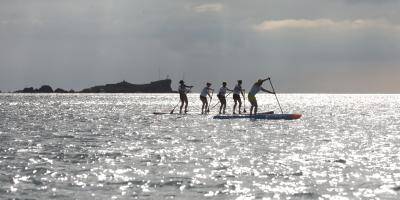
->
[213,113,302,120]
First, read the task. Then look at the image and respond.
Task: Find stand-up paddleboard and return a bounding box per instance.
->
[153,112,172,115]
[153,112,190,115]
[213,113,302,120]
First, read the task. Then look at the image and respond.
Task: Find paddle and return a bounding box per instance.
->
[210,92,232,110]
[242,89,247,113]
[169,102,180,114]
[268,78,284,114]
[206,89,214,113]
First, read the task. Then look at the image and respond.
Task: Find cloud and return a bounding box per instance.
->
[192,3,223,13]
[254,19,400,32]
[1,0,400,92]
[342,0,398,4]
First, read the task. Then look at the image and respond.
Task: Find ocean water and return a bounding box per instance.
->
[0,93,400,199]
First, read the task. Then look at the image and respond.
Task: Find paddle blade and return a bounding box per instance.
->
[290,113,302,119]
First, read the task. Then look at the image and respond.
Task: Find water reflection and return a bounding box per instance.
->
[0,94,400,199]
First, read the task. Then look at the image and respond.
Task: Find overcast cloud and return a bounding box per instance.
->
[0,0,399,93]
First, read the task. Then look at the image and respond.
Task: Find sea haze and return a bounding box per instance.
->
[0,94,400,199]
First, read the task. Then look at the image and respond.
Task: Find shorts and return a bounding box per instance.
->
[217,95,226,105]
[248,94,257,105]
[200,95,207,103]
[233,94,241,101]
[180,93,188,102]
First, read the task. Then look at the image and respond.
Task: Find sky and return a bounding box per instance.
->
[0,0,399,93]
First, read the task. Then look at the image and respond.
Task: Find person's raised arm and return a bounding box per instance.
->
[185,85,193,89]
[184,85,193,93]
[263,77,270,82]
[261,87,274,94]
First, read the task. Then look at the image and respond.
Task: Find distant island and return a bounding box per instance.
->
[14,79,174,93]
[15,85,75,93]
[80,79,173,93]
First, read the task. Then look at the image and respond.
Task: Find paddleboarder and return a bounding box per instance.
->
[217,82,233,114]
[248,78,275,115]
[200,82,214,114]
[178,80,193,114]
[233,80,245,114]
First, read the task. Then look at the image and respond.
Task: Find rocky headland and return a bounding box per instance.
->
[15,85,75,93]
[80,79,173,93]
[14,79,174,93]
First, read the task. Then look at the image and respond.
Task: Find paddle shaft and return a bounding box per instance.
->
[207,90,214,113]
[242,90,247,113]
[170,102,180,114]
[210,92,232,109]
[268,78,284,114]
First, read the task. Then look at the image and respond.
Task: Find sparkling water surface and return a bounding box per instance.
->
[1,93,400,199]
